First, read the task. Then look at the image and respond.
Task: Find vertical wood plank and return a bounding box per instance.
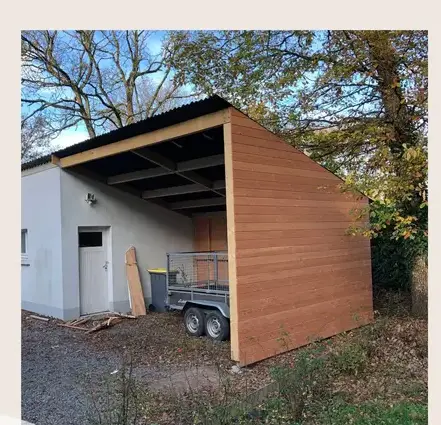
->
[223,110,240,362]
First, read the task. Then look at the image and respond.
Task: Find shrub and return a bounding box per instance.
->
[331,342,369,376]
[270,345,329,422]
[87,360,144,425]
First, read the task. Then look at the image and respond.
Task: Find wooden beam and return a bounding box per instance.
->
[178,170,213,189]
[107,167,170,185]
[222,112,240,362]
[108,154,226,185]
[142,184,208,199]
[57,109,230,168]
[191,210,228,218]
[110,148,226,197]
[131,147,176,171]
[65,166,173,212]
[213,180,226,190]
[141,180,226,199]
[177,154,225,172]
[170,197,226,210]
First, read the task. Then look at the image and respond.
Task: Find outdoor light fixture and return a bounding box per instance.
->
[85,193,97,206]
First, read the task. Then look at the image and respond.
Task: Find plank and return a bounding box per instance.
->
[236,307,373,365]
[236,247,369,267]
[235,228,353,241]
[232,151,329,173]
[231,139,311,162]
[125,246,147,316]
[234,203,360,216]
[235,221,355,232]
[235,235,368,250]
[238,292,372,337]
[236,252,369,276]
[233,188,358,202]
[223,116,240,362]
[233,177,342,194]
[235,240,370,258]
[57,110,229,168]
[236,260,371,288]
[234,197,362,208]
[232,160,342,180]
[234,213,357,223]
[232,168,342,186]
[237,273,371,307]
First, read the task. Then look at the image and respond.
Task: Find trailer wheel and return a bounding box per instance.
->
[184,307,205,337]
[205,311,230,341]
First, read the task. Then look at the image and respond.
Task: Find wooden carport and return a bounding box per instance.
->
[51,96,373,366]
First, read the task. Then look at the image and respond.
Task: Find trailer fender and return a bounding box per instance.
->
[182,300,230,319]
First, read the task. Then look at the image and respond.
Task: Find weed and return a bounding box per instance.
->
[318,400,427,425]
[87,358,145,425]
[270,345,329,422]
[331,341,369,376]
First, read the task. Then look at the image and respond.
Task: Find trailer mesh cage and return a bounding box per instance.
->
[167,251,229,293]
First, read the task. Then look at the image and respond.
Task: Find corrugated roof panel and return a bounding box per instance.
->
[21,95,232,171]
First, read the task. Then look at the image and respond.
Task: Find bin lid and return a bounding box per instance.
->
[147,268,167,274]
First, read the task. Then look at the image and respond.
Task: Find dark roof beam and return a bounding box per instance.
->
[107,167,170,185]
[170,197,226,210]
[107,154,225,186]
[142,180,226,199]
[109,148,225,196]
[177,154,224,172]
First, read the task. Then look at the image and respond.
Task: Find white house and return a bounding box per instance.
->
[20,96,232,321]
[21,160,194,320]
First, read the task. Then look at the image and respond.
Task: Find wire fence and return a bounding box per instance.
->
[167,251,229,293]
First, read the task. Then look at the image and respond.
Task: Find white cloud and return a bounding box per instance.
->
[53,128,89,149]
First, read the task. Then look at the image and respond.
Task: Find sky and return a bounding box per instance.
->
[24,30,173,150]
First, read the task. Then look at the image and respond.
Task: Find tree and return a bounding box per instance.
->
[21,114,55,162]
[21,30,198,139]
[168,30,428,313]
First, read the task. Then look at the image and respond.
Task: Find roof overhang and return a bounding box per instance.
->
[45,96,234,216]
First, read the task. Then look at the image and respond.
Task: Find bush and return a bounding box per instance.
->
[331,342,369,376]
[270,345,329,422]
[371,227,427,293]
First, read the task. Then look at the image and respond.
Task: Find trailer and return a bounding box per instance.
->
[166,251,230,341]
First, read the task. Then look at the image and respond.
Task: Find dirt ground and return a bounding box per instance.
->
[22,310,246,425]
[22,293,427,425]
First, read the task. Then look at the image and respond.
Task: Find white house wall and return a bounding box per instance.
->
[21,165,64,318]
[60,170,194,319]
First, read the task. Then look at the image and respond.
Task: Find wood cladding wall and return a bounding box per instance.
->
[193,214,229,283]
[225,108,373,365]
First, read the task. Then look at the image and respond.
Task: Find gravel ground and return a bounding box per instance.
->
[23,294,426,425]
[21,310,235,425]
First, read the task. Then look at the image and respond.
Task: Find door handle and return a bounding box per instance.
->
[103,261,109,270]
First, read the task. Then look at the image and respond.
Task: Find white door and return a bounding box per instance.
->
[79,228,109,315]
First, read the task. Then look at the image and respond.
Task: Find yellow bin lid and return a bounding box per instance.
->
[147,268,167,274]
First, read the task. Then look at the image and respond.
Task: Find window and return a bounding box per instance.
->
[79,231,103,248]
[21,229,29,265]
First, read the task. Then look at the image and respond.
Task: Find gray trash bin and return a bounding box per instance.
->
[148,269,167,312]
[147,269,178,312]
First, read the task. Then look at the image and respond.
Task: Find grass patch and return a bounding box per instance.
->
[86,292,427,425]
[317,400,427,425]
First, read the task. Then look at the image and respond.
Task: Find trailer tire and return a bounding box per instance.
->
[184,307,205,337]
[205,311,230,341]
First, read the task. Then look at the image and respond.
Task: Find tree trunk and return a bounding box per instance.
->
[364,31,418,154]
[411,255,428,317]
